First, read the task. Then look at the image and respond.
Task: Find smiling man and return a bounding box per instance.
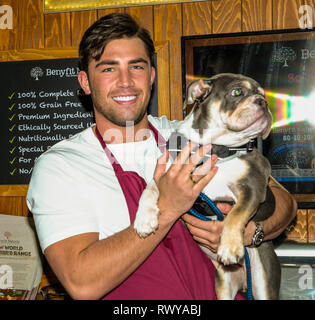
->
[78,37,155,140]
[26,13,296,300]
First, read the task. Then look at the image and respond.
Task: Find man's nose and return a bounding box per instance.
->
[117,69,135,88]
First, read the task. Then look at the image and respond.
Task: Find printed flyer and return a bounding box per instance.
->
[0,214,42,300]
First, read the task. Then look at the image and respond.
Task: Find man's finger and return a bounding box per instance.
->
[174,141,198,166]
[193,165,218,192]
[154,149,169,181]
[216,202,233,214]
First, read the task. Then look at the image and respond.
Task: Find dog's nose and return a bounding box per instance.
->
[255,97,267,110]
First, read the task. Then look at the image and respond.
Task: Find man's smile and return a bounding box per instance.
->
[113,95,137,102]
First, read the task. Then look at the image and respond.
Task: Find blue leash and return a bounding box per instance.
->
[189,192,253,300]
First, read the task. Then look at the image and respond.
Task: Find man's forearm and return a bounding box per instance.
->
[244,177,297,246]
[45,217,174,300]
[78,225,169,298]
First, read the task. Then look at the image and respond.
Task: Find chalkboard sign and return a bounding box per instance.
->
[0,58,158,185]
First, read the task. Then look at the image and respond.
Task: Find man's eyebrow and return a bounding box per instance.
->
[95,58,149,69]
[129,58,149,65]
[95,60,118,69]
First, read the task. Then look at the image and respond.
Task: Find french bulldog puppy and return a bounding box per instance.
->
[134,73,281,300]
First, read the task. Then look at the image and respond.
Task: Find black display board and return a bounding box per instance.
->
[0,58,158,185]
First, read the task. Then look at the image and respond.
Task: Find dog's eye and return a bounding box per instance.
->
[231,88,243,97]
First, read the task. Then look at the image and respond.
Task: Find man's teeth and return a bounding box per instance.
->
[113,96,136,101]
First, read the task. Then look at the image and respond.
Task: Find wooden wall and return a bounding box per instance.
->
[1,0,315,294]
[2,0,315,120]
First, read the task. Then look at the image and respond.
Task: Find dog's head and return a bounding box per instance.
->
[177,73,272,147]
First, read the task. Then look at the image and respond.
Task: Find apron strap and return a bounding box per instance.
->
[95,126,123,172]
[95,121,166,173]
[148,122,166,154]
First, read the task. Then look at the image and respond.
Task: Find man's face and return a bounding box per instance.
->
[79,37,155,127]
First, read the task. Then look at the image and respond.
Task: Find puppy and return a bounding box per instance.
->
[134,73,281,300]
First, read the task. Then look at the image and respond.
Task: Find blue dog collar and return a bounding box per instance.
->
[189,192,225,221]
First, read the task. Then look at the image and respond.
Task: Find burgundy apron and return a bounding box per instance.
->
[96,122,244,300]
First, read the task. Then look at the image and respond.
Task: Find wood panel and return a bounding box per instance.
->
[18,0,44,49]
[0,51,8,61]
[0,185,28,196]
[293,194,315,203]
[5,48,77,61]
[0,196,28,216]
[308,209,315,243]
[242,0,272,32]
[154,4,182,120]
[155,41,170,118]
[182,1,212,36]
[273,0,304,29]
[212,0,242,34]
[97,7,125,19]
[44,12,72,48]
[71,10,97,47]
[285,209,308,242]
[126,6,154,36]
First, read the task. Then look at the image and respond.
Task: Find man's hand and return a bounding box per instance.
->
[154,142,218,224]
[182,214,224,252]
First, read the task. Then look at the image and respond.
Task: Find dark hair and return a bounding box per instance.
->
[79,13,155,73]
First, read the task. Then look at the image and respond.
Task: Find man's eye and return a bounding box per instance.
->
[102,67,114,72]
[132,65,144,70]
[231,88,243,97]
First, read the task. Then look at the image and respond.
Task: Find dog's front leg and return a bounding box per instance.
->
[217,186,260,265]
[134,179,160,238]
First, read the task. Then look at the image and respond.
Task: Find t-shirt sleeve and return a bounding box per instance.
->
[26,152,99,253]
[148,115,179,140]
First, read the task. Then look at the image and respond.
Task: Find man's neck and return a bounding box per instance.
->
[94,116,150,144]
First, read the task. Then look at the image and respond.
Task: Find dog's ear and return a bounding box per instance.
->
[185,79,212,108]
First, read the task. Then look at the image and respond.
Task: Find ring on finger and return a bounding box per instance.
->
[190,174,197,184]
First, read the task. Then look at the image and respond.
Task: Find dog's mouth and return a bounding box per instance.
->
[245,112,272,138]
[224,97,272,138]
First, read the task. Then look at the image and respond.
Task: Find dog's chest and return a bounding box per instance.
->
[202,157,248,202]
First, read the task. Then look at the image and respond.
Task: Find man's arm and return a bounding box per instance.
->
[44,218,174,300]
[182,176,297,251]
[243,176,297,245]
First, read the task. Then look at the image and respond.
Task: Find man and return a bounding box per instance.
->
[27,13,296,300]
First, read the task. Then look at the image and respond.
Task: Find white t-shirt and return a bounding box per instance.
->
[26,115,178,252]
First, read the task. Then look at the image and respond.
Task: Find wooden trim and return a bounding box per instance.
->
[155,41,171,119]
[293,194,315,204]
[1,48,78,61]
[0,185,28,197]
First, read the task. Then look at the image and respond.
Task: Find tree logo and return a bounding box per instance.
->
[3,231,12,240]
[272,47,297,67]
[30,67,44,81]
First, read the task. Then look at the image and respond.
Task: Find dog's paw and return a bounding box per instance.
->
[217,232,244,265]
[134,203,160,238]
[134,180,160,238]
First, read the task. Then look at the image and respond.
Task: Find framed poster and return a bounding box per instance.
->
[182,29,315,196]
[43,0,208,13]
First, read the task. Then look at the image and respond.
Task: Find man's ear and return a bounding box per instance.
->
[78,71,91,95]
[150,66,156,87]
